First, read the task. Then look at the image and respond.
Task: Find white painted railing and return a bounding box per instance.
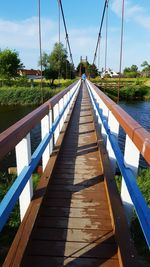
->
[0,80,81,227]
[86,79,150,248]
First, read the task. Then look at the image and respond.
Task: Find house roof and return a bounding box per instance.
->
[18,69,42,76]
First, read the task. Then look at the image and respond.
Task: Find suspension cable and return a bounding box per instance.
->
[38,0,43,103]
[104,0,109,73]
[93,0,108,65]
[65,37,68,79]
[57,0,61,84]
[97,40,101,71]
[58,0,74,67]
[118,0,125,103]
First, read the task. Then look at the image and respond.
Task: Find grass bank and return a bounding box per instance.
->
[0,172,40,266]
[92,77,150,101]
[115,168,150,264]
[0,79,76,106]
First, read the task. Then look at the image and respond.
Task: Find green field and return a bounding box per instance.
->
[0,79,77,106]
[91,77,150,101]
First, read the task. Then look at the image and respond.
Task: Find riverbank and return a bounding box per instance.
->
[115,168,150,264]
[0,79,76,106]
[92,77,150,101]
[0,172,40,266]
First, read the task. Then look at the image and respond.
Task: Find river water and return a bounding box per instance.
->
[0,101,149,170]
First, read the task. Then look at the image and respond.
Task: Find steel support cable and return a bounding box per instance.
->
[97,38,101,71]
[118,0,125,103]
[58,0,61,84]
[104,0,109,73]
[38,0,43,103]
[65,37,68,79]
[58,0,74,67]
[93,0,108,65]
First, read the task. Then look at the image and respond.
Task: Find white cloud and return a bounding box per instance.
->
[0,17,57,50]
[0,10,149,71]
[0,17,99,68]
[111,0,150,30]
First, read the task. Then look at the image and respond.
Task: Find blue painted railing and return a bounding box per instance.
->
[87,80,150,249]
[0,80,80,231]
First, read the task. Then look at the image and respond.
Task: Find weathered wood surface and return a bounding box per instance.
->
[3,82,137,267]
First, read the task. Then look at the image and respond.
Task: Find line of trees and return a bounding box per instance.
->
[0,49,23,80]
[0,44,76,84]
[0,44,99,83]
[76,61,98,78]
[1,46,150,82]
[39,42,75,85]
[123,62,150,78]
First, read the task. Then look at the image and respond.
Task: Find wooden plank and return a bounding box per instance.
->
[37,217,112,230]
[3,81,135,267]
[92,89,138,266]
[31,228,114,243]
[21,256,120,267]
[42,190,107,200]
[44,183,106,193]
[48,177,103,185]
[2,87,79,267]
[39,207,111,219]
[43,198,109,210]
[25,240,117,258]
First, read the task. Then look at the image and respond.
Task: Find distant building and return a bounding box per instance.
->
[101,69,119,78]
[18,69,42,80]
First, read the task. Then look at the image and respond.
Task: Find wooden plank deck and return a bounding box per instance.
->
[3,82,137,267]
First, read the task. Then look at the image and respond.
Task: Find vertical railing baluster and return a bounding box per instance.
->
[97,98,107,142]
[15,133,33,221]
[63,94,67,122]
[59,98,64,131]
[121,134,140,224]
[53,103,59,144]
[49,109,53,155]
[106,111,119,175]
[41,114,50,171]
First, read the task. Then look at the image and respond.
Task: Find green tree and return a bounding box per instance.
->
[49,43,67,77]
[141,61,150,77]
[38,52,49,69]
[0,49,23,79]
[39,43,75,84]
[44,67,58,85]
[130,65,138,72]
[87,64,98,78]
[76,61,98,78]
[123,64,139,78]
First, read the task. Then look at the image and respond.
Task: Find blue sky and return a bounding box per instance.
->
[0,0,150,71]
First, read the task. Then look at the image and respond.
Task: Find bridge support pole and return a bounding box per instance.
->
[15,133,33,221]
[121,135,140,224]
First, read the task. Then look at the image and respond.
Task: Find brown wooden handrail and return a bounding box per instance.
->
[90,81,150,165]
[0,80,78,161]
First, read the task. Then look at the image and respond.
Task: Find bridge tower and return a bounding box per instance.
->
[79,56,88,77]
